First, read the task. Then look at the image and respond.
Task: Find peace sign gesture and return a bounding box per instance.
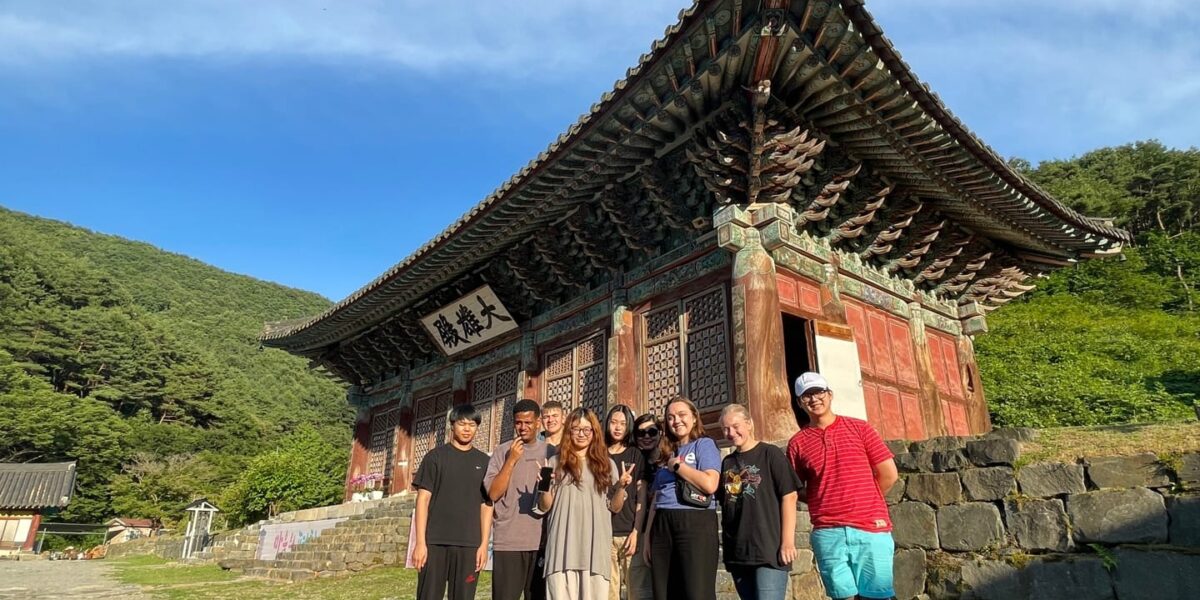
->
[617,461,634,487]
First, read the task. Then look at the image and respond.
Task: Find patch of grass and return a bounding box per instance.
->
[1018,422,1200,464]
[1088,543,1118,572]
[110,557,239,587]
[116,562,490,600]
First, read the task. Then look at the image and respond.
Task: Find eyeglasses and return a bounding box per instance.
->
[570,427,594,436]
[635,428,660,438]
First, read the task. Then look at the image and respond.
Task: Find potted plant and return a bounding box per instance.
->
[365,473,385,500]
[349,473,385,502]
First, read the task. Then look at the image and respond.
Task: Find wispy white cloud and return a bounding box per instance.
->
[0,0,692,74]
[869,0,1200,158]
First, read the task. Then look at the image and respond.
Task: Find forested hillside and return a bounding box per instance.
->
[979,141,1199,427]
[0,207,352,526]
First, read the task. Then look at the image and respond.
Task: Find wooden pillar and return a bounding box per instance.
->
[611,304,639,412]
[958,302,991,434]
[23,513,41,551]
[908,304,948,438]
[717,204,794,443]
[345,413,371,502]
[391,407,414,494]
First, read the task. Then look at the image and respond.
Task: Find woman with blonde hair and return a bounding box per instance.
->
[643,397,721,600]
[717,403,800,600]
[538,408,634,600]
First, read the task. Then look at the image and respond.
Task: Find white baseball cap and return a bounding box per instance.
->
[794,372,830,397]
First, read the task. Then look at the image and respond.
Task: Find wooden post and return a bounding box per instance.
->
[344,414,371,502]
[717,204,794,443]
[611,304,639,412]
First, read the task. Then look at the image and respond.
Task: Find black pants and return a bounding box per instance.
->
[416,545,479,600]
[492,549,546,600]
[650,508,719,600]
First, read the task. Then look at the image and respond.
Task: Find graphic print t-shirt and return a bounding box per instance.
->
[412,443,491,547]
[716,443,800,569]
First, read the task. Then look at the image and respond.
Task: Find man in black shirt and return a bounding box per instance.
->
[412,404,494,600]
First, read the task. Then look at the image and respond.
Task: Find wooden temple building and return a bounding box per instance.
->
[262,0,1129,497]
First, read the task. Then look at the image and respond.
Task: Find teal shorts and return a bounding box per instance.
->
[810,527,895,600]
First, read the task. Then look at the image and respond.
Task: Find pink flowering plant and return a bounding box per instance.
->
[350,472,384,493]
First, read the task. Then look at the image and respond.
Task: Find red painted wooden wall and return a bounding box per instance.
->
[844,299,926,441]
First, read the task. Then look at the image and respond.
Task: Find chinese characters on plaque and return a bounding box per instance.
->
[420,285,518,356]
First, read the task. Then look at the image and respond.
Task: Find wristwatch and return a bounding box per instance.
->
[671,460,682,473]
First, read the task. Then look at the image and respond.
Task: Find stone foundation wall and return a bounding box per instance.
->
[883,429,1200,600]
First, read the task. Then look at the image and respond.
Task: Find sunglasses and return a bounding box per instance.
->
[635,428,660,438]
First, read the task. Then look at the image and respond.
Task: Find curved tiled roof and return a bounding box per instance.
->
[262,0,1128,354]
[0,461,76,510]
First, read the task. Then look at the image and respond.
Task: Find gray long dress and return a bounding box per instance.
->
[543,456,619,600]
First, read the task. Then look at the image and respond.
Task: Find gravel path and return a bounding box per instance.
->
[0,560,150,599]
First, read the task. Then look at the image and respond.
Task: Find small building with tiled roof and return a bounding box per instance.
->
[105,517,161,545]
[261,0,1128,498]
[0,461,76,554]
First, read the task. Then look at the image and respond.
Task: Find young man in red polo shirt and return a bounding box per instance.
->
[786,372,899,600]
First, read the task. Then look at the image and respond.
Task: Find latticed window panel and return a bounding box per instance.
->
[472,399,494,452]
[467,367,519,454]
[545,348,573,378]
[645,338,682,415]
[546,374,575,408]
[685,288,726,328]
[576,334,604,366]
[646,306,680,340]
[432,391,453,447]
[579,363,607,414]
[494,369,518,444]
[366,409,400,481]
[686,323,729,409]
[542,331,608,415]
[642,284,731,414]
[412,415,436,473]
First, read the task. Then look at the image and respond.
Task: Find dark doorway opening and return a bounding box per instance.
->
[782,313,815,427]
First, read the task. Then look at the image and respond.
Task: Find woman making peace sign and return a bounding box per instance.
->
[537,407,633,600]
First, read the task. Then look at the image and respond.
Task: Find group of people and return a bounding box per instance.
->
[410,372,899,600]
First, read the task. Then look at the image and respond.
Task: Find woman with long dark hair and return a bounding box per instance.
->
[538,408,633,600]
[626,413,662,600]
[643,397,721,600]
[604,404,645,600]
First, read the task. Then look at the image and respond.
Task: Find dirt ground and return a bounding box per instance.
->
[0,559,150,599]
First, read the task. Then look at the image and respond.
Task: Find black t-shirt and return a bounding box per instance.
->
[716,442,801,569]
[609,447,645,535]
[412,443,491,547]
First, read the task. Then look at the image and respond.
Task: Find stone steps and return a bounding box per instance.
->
[231,497,416,583]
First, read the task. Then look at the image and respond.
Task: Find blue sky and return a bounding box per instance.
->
[2,1,1197,302]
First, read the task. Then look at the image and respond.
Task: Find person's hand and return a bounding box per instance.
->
[475,543,488,572]
[618,461,634,487]
[779,542,796,566]
[413,542,428,571]
[667,456,682,471]
[506,439,525,464]
[622,530,638,557]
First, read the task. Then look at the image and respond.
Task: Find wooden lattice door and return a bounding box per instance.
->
[642,285,732,415]
[366,408,400,486]
[411,390,453,475]
[542,332,608,415]
[470,367,519,453]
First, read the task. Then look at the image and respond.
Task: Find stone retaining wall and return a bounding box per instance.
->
[883,429,1200,600]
